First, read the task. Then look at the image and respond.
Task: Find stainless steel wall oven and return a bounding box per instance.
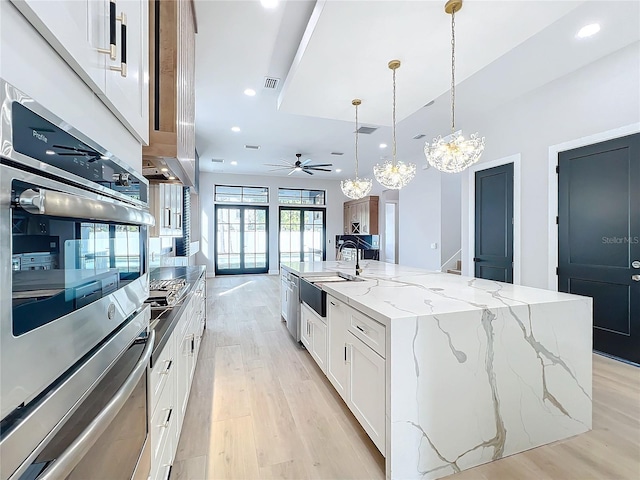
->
[0,79,155,479]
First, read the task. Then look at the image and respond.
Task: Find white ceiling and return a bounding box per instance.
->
[194,0,640,184]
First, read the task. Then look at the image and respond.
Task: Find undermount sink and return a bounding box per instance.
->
[300,273,364,317]
[306,272,364,283]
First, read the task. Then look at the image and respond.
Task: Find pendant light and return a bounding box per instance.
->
[424,0,485,173]
[374,60,416,189]
[341,99,373,199]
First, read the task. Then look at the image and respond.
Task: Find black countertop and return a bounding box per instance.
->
[148,266,206,366]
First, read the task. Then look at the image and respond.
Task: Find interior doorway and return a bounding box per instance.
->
[384,202,397,264]
[557,133,639,364]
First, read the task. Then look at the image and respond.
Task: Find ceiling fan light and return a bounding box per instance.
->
[341,177,373,200]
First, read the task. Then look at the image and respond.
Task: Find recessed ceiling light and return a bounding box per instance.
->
[161,167,169,172]
[576,23,600,38]
[231,126,241,132]
[260,0,279,8]
[45,150,55,155]
[244,88,256,96]
[379,143,387,149]
[336,169,342,173]
[230,161,238,166]
[168,176,176,180]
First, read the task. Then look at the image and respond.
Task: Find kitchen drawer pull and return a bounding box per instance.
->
[160,359,173,375]
[109,12,127,77]
[356,325,367,334]
[158,407,173,428]
[330,301,337,306]
[163,464,172,480]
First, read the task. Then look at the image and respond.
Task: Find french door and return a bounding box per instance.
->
[215,205,268,275]
[279,207,326,263]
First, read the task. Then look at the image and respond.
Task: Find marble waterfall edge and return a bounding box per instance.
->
[389,298,592,480]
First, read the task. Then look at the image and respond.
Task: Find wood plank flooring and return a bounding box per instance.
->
[172,274,640,480]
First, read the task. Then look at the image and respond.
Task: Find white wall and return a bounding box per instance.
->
[197,172,344,276]
[378,189,399,263]
[459,42,640,288]
[440,173,462,267]
[0,0,142,172]
[398,165,442,270]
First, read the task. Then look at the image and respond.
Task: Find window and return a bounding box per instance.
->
[278,188,325,206]
[215,185,268,203]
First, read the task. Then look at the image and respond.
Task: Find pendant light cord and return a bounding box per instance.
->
[392,66,397,166]
[354,103,359,178]
[451,7,456,133]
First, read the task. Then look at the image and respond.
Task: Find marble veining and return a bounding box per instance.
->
[281,261,592,480]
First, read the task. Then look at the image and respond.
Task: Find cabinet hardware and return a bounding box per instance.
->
[632,274,640,282]
[97,1,117,60]
[160,359,172,375]
[109,12,127,77]
[330,301,337,306]
[163,464,172,480]
[355,325,367,334]
[344,344,347,362]
[158,407,172,428]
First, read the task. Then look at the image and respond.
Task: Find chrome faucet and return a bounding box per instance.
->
[338,240,362,276]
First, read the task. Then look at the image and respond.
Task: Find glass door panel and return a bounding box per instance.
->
[215,206,268,274]
[279,207,325,263]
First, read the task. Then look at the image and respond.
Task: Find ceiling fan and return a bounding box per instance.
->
[265,153,332,175]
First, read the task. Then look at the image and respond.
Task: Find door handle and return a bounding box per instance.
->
[109,12,127,77]
[97,1,118,59]
[632,275,640,282]
[632,260,640,269]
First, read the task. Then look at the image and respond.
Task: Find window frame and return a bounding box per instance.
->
[277,188,326,206]
[214,184,269,204]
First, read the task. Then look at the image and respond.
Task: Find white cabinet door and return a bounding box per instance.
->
[11,0,108,94]
[172,184,183,236]
[327,297,348,400]
[310,317,328,374]
[347,332,385,453]
[300,303,312,350]
[12,0,149,143]
[101,0,149,143]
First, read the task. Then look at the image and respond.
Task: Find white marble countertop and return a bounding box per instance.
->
[281,260,585,324]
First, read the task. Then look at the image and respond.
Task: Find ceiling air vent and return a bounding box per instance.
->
[331,152,344,156]
[211,158,224,163]
[264,77,280,89]
[413,134,426,139]
[357,126,377,135]
[245,145,261,150]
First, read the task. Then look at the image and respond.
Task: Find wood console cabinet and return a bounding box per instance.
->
[143,0,197,187]
[343,196,379,234]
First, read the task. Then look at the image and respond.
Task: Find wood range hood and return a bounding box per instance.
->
[143,0,198,191]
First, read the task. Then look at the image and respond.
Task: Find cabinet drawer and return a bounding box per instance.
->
[150,372,175,475]
[347,307,386,359]
[150,337,175,413]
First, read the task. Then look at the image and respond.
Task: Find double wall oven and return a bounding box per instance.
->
[0,79,155,479]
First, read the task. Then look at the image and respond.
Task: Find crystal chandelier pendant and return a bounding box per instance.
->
[341,99,373,200]
[425,130,485,173]
[374,60,416,190]
[424,0,485,174]
[341,177,373,199]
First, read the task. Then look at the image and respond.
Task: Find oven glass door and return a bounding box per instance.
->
[11,179,147,336]
[17,335,149,480]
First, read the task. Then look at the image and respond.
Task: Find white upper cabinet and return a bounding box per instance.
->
[11,0,149,144]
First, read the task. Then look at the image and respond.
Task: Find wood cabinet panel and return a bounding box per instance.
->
[343,196,379,234]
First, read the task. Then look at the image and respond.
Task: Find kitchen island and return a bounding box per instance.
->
[281,261,592,480]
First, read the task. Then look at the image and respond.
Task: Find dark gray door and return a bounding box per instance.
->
[474,163,514,283]
[558,133,640,364]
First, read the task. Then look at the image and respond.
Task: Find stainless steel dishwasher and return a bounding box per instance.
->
[286,273,300,342]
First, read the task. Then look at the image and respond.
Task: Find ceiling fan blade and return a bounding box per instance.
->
[303,169,313,175]
[267,168,292,172]
[306,168,332,172]
[302,158,312,166]
[306,163,332,168]
[264,163,292,168]
[287,169,296,176]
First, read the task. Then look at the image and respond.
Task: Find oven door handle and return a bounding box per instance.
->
[19,188,155,226]
[38,329,155,480]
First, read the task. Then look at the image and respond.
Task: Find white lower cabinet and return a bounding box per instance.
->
[280,273,289,322]
[347,331,385,453]
[149,275,206,479]
[327,296,386,455]
[301,303,328,374]
[327,298,349,400]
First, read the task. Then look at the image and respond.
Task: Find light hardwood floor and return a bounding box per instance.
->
[172,274,640,480]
